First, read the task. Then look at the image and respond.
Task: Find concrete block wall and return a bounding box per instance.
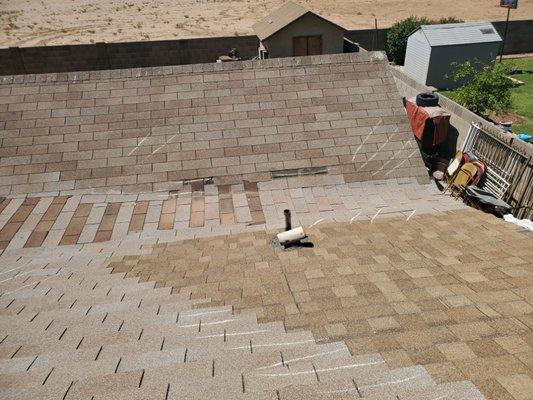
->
[1,20,531,76]
[0,36,260,75]
[0,52,427,195]
[492,19,533,55]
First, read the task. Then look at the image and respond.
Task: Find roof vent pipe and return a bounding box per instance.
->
[284,209,292,231]
[278,209,307,247]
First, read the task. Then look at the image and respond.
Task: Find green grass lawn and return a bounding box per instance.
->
[504,57,533,133]
[439,57,533,134]
[439,90,457,101]
[513,121,533,134]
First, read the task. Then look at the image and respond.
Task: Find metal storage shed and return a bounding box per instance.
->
[404,21,502,89]
[252,2,346,59]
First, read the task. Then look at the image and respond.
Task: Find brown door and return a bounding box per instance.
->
[293,35,323,56]
[307,35,322,55]
[293,36,308,57]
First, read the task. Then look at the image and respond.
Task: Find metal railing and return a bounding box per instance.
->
[462,123,532,219]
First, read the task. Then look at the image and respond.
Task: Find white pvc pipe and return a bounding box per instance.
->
[277,226,306,245]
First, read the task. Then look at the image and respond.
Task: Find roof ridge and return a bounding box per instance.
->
[421,20,492,29]
[0,51,387,85]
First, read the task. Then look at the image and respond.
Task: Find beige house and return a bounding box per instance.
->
[252,2,347,59]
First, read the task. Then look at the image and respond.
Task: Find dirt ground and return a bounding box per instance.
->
[1,0,532,47]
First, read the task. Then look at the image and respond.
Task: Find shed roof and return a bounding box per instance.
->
[417,21,502,47]
[252,1,345,41]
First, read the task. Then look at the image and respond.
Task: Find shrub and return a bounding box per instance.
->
[386,16,429,65]
[386,16,464,65]
[435,17,464,24]
[450,61,513,116]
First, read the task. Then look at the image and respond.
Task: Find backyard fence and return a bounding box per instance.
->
[462,123,532,219]
[1,19,531,75]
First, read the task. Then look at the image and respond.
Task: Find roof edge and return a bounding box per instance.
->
[1,51,387,85]
[260,11,347,41]
[427,40,503,47]
[420,20,495,30]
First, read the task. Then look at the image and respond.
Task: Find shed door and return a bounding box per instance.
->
[293,35,322,56]
[293,36,308,56]
[307,35,322,55]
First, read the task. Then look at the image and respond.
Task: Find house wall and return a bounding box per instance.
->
[404,30,431,87]
[426,42,501,89]
[261,13,345,58]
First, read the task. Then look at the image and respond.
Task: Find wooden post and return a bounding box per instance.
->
[499,7,511,62]
[371,18,378,51]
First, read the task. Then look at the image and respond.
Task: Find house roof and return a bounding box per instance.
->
[0,52,427,196]
[416,21,502,47]
[252,1,346,41]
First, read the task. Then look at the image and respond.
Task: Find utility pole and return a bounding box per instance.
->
[499,0,518,62]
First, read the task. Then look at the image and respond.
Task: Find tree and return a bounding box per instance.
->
[386,16,464,65]
[450,61,513,116]
[386,16,429,65]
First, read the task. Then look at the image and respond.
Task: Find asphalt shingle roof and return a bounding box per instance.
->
[253,2,308,41]
[418,21,502,47]
[252,1,346,41]
[0,52,427,196]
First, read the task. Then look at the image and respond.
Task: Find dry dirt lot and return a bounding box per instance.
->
[0,0,532,47]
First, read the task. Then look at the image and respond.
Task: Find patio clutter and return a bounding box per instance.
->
[404,93,453,176]
[517,133,533,143]
[442,151,486,198]
[503,213,533,231]
[440,149,532,224]
[405,93,450,148]
[463,185,512,216]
